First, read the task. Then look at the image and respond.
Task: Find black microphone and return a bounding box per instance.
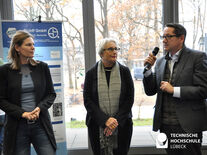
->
[143,47,159,73]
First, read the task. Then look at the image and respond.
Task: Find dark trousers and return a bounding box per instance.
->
[160,124,202,155]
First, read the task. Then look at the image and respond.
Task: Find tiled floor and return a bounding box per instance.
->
[66,126,207,149]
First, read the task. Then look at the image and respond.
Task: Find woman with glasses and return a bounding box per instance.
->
[83,38,134,155]
[0,31,56,155]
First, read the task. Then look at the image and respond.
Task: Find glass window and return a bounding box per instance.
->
[179,0,207,52]
[13,0,87,150]
[11,0,207,153]
[94,0,162,146]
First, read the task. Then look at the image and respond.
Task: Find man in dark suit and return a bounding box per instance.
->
[143,23,207,155]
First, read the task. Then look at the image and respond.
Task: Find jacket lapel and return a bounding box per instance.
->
[173,48,190,85]
[9,68,22,106]
[157,57,167,83]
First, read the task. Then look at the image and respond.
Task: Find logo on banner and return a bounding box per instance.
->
[156,133,168,148]
[6,28,17,38]
[48,27,59,39]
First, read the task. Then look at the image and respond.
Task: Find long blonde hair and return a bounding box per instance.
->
[8,30,38,70]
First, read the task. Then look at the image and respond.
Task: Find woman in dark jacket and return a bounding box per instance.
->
[0,30,56,155]
[83,38,134,155]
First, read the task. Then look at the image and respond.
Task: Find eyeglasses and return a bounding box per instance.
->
[103,47,121,52]
[160,35,178,40]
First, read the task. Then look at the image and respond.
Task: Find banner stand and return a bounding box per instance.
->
[1,21,67,155]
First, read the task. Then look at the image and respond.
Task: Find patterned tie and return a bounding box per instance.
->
[165,53,172,83]
[168,60,172,83]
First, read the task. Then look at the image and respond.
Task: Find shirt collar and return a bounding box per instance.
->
[169,49,181,62]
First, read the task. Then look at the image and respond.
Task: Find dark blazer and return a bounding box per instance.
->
[83,61,134,155]
[143,47,207,132]
[0,61,57,155]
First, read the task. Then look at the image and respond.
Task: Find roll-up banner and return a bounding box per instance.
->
[1,21,67,155]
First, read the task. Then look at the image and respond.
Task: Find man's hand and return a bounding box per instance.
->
[160,81,174,94]
[144,53,157,69]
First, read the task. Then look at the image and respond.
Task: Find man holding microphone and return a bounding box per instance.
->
[143,23,207,155]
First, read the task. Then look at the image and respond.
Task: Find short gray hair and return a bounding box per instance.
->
[97,38,118,57]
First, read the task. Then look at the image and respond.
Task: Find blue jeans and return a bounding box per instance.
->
[15,119,55,155]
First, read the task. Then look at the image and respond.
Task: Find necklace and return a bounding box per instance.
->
[104,67,112,71]
[104,68,112,71]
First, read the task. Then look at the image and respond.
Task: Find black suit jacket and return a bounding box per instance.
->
[0,62,56,155]
[143,47,207,132]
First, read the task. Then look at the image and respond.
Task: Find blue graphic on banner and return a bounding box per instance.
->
[2,22,62,62]
[2,22,62,47]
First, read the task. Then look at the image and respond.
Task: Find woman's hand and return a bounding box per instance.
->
[104,127,116,137]
[31,107,41,119]
[105,117,118,130]
[22,107,41,120]
[22,112,36,120]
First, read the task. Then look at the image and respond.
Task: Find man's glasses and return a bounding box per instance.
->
[103,47,121,52]
[160,35,178,40]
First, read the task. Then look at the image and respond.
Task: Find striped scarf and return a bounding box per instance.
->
[97,60,121,155]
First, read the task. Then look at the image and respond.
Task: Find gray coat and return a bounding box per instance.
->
[143,46,207,132]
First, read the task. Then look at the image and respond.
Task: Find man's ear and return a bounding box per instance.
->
[180,35,185,42]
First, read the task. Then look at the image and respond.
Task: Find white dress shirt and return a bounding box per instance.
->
[144,50,182,98]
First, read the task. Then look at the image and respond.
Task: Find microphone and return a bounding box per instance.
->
[143,47,159,73]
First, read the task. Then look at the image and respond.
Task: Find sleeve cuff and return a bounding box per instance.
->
[173,87,180,98]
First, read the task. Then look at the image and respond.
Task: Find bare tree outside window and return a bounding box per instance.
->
[94,0,162,121]
[13,0,86,149]
[14,0,84,98]
[179,0,207,51]
[12,0,207,150]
